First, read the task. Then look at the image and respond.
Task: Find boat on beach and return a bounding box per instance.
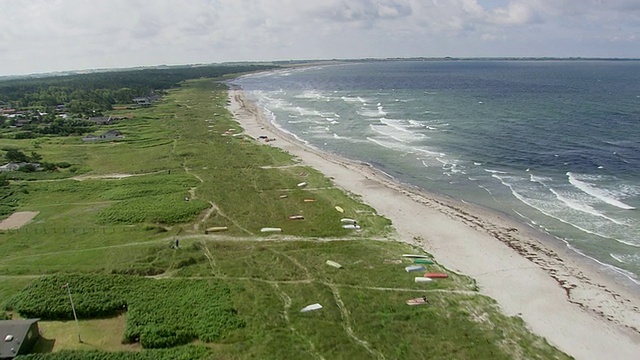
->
[424,273,448,279]
[402,254,429,259]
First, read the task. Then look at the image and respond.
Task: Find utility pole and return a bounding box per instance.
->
[63,283,82,343]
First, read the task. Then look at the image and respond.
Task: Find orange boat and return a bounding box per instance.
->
[424,273,448,279]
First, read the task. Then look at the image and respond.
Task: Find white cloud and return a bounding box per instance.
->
[0,0,639,75]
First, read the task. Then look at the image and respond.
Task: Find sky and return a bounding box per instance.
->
[1,0,639,76]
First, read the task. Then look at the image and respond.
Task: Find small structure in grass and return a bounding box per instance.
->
[0,319,40,359]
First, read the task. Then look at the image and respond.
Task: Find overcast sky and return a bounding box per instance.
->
[1,0,639,76]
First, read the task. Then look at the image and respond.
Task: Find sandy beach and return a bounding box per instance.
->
[227,89,640,359]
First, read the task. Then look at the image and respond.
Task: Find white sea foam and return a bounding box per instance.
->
[492,174,639,248]
[358,108,384,117]
[370,124,425,143]
[485,169,508,174]
[567,172,636,210]
[295,90,329,101]
[529,174,552,185]
[407,120,426,128]
[341,96,369,103]
[549,188,627,225]
[380,119,427,138]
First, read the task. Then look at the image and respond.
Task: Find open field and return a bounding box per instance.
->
[0,79,569,359]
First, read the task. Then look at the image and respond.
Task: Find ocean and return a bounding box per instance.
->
[231,60,640,287]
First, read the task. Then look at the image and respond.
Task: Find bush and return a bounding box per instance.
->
[8,274,244,348]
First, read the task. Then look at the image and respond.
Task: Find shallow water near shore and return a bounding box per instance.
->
[231,60,640,288]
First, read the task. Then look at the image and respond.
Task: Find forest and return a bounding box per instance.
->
[0,64,276,113]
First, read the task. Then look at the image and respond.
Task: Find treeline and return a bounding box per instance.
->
[0,64,276,112]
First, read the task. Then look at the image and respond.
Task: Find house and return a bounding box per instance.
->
[133,94,161,106]
[132,97,151,105]
[0,163,41,172]
[0,319,40,359]
[82,130,124,142]
[13,119,31,128]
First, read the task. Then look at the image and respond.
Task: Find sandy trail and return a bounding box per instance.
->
[0,211,39,230]
[228,89,640,360]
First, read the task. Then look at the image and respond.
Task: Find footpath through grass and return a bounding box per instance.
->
[0,79,570,359]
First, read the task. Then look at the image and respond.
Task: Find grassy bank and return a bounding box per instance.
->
[0,78,570,359]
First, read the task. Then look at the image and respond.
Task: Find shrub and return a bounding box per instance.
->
[8,274,244,348]
[15,345,212,359]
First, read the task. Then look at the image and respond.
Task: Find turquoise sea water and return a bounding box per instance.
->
[231,61,640,287]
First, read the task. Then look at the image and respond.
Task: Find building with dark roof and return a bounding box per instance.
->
[0,319,40,359]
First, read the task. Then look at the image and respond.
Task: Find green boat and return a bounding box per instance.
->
[413,259,433,264]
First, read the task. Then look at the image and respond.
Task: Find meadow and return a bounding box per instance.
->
[0,79,570,359]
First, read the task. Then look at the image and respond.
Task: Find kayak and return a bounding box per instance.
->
[424,273,448,279]
[405,265,425,273]
[205,226,228,233]
[414,277,433,283]
[413,259,434,264]
[325,260,343,269]
[300,303,322,312]
[402,254,429,259]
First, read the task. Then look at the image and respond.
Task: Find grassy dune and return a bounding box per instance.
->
[0,79,570,359]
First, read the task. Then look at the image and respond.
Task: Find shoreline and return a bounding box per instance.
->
[227,88,640,359]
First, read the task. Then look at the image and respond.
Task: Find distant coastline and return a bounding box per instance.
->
[3,56,640,81]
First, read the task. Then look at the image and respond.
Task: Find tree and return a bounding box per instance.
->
[30,151,42,161]
[0,173,9,187]
[5,149,29,163]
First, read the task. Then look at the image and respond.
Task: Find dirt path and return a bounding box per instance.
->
[0,211,39,230]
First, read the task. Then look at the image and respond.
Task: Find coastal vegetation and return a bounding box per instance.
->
[0,69,569,359]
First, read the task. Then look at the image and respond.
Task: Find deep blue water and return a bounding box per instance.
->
[231,61,640,286]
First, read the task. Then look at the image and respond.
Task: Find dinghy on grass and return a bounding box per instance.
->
[335,206,344,213]
[402,254,429,259]
[340,218,356,224]
[413,259,434,265]
[424,273,448,279]
[325,260,343,269]
[300,303,323,312]
[415,277,433,283]
[342,224,361,230]
[297,182,308,188]
[405,265,425,273]
[260,227,282,233]
[205,226,228,234]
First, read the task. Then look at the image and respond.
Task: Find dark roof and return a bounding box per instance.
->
[0,319,39,359]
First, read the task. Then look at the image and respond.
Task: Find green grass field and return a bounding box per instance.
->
[0,79,570,359]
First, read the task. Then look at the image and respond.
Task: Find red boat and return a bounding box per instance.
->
[424,273,448,279]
